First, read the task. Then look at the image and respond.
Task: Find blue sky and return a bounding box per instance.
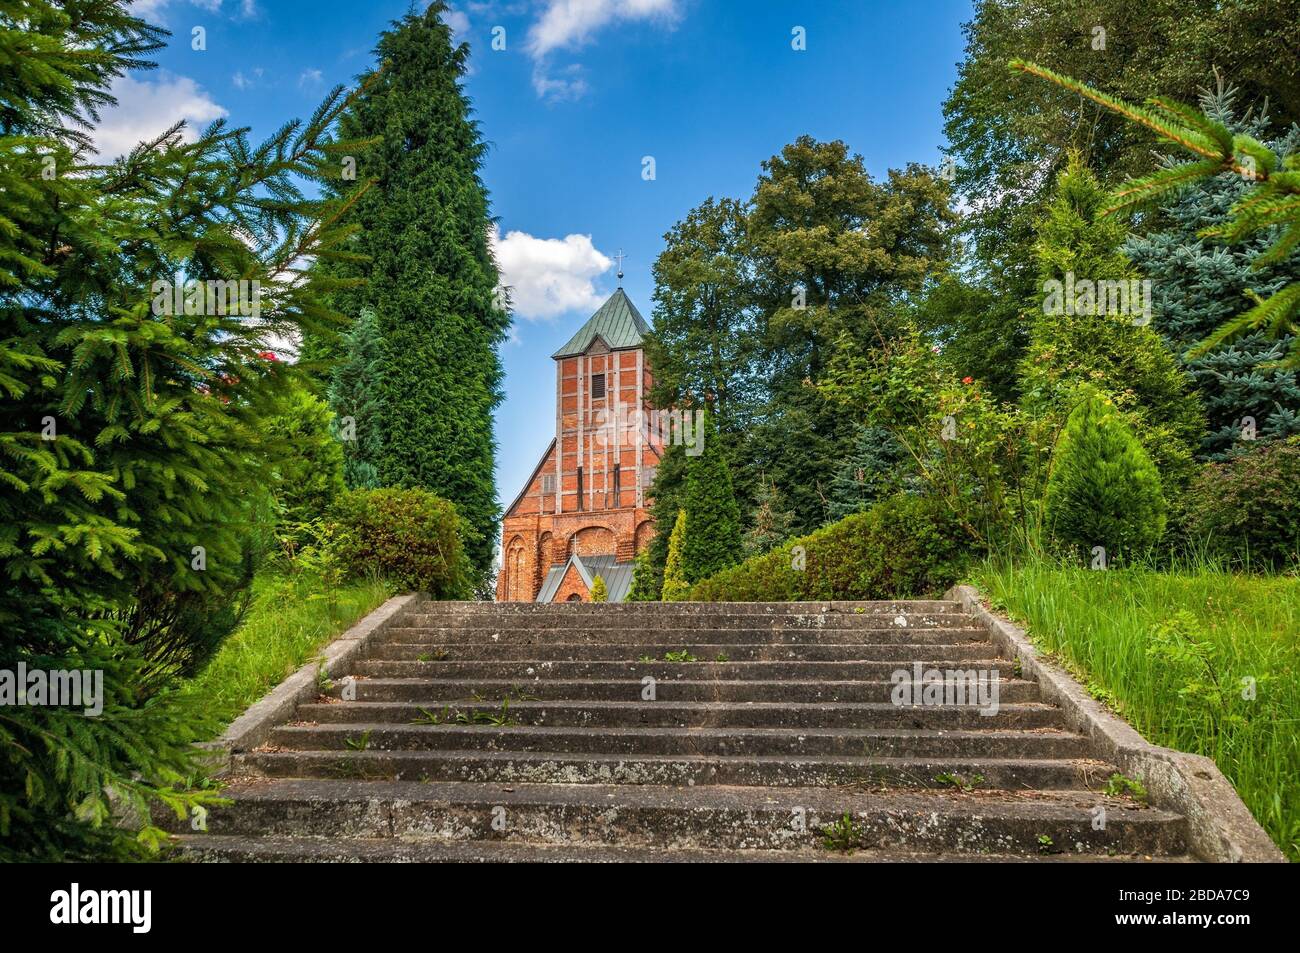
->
[119,0,973,519]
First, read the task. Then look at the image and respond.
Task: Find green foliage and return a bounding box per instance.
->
[743,475,796,557]
[590,575,608,603]
[327,307,384,489]
[625,547,659,602]
[639,440,689,600]
[1043,390,1167,561]
[325,488,472,598]
[266,385,347,529]
[826,426,902,522]
[689,494,967,602]
[1182,438,1300,570]
[680,413,744,582]
[311,4,508,578]
[1125,85,1300,459]
[0,0,371,859]
[661,509,691,602]
[823,328,1024,547]
[644,136,956,540]
[1019,153,1203,489]
[1011,60,1300,367]
[944,2,1300,387]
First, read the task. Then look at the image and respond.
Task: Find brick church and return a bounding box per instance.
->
[496,287,665,602]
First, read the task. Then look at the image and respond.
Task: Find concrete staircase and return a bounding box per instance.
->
[176,600,1193,862]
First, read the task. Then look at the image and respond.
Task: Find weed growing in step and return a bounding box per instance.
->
[715,653,729,662]
[820,812,866,852]
[1036,834,1057,854]
[663,650,698,663]
[316,662,334,694]
[344,729,373,751]
[1104,773,1149,803]
[935,772,986,792]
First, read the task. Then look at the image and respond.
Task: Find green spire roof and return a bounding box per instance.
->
[551,288,651,358]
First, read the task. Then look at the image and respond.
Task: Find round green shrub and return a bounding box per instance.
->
[1182,437,1300,570]
[688,493,969,602]
[326,488,472,597]
[1044,391,1167,562]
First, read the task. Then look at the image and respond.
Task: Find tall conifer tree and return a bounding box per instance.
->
[314,4,508,577]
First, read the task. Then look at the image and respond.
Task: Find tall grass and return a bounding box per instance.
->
[974,555,1299,860]
[182,571,393,729]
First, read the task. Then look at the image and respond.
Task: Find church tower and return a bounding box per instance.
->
[496,287,664,602]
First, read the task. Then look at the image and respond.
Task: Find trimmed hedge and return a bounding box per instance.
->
[326,488,473,597]
[688,493,970,602]
[1182,437,1300,570]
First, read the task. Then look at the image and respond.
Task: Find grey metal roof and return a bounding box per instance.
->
[551,288,651,358]
[535,553,636,603]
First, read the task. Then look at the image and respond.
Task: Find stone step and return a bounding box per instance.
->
[405,600,964,616]
[295,700,1065,730]
[240,749,1110,790]
[187,779,1186,855]
[173,835,1192,863]
[376,626,988,646]
[395,614,979,631]
[334,677,1043,704]
[266,724,1089,759]
[367,642,995,662]
[348,658,1013,681]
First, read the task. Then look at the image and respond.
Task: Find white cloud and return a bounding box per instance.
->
[298,68,323,90]
[491,225,612,320]
[92,73,227,159]
[441,6,471,36]
[231,67,262,90]
[526,0,678,57]
[525,0,679,101]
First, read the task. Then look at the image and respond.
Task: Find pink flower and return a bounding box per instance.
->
[962,376,973,385]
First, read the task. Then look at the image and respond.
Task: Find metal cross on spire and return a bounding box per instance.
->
[613,248,626,285]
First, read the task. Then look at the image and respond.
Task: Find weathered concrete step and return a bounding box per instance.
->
[295,700,1065,730]
[336,677,1043,704]
[173,835,1192,863]
[349,659,1013,680]
[378,626,988,646]
[267,724,1089,759]
[410,600,963,617]
[396,614,979,631]
[240,749,1107,790]
[191,779,1187,855]
[368,642,995,662]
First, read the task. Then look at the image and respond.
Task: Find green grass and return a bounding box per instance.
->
[974,557,1300,860]
[182,571,392,729]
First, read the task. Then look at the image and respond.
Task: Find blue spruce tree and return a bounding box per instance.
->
[1126,83,1300,460]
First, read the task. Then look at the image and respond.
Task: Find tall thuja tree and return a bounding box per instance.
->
[328,307,383,488]
[680,411,744,583]
[1020,154,1203,490]
[0,1,369,858]
[1124,86,1300,459]
[315,4,508,577]
[747,137,955,532]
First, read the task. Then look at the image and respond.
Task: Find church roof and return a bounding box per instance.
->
[551,287,651,358]
[536,554,636,603]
